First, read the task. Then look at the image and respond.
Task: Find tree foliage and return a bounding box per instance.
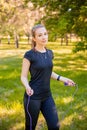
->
[26,0,87,43]
[0,0,87,47]
[0,0,44,47]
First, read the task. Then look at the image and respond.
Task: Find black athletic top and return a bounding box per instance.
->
[24,48,53,99]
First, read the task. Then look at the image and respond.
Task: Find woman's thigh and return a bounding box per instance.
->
[41,96,60,130]
[24,94,41,130]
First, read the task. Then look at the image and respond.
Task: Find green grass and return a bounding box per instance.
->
[0,43,87,130]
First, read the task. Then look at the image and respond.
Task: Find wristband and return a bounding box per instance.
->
[57,75,61,81]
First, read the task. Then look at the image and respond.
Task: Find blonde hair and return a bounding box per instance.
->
[31,24,45,48]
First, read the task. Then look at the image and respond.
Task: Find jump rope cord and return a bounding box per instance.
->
[27,96,32,130]
[61,84,78,121]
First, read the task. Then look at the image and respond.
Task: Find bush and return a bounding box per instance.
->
[73,41,87,53]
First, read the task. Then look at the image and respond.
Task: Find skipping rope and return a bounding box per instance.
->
[26,83,78,130]
[61,83,78,121]
[26,96,32,130]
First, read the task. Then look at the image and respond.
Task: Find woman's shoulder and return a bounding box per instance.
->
[47,49,54,58]
[24,49,34,61]
[24,49,34,55]
[47,49,53,55]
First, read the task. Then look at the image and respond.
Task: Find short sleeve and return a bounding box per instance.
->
[48,50,54,59]
[51,50,54,59]
[24,51,32,62]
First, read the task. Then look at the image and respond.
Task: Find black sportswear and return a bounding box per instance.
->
[24,48,53,99]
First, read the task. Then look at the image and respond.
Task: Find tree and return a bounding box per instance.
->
[25,0,87,45]
[0,0,44,47]
[0,0,87,48]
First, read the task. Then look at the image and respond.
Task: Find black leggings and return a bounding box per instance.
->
[24,94,60,130]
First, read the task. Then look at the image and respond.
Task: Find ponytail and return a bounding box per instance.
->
[31,40,36,48]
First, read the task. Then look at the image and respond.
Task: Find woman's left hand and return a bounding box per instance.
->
[65,78,76,86]
[60,76,76,86]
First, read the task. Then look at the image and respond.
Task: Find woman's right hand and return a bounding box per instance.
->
[26,86,34,96]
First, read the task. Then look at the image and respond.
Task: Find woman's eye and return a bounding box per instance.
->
[44,33,47,35]
[38,34,42,37]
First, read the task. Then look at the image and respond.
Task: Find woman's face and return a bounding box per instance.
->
[33,27,48,46]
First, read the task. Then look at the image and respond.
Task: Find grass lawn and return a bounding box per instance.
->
[0,43,87,130]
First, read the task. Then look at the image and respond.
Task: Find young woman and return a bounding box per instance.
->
[21,24,75,130]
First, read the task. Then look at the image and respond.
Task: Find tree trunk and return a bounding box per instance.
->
[8,35,10,44]
[65,34,68,46]
[70,33,72,43]
[27,33,30,44]
[27,32,30,44]
[14,34,19,48]
[61,37,63,45]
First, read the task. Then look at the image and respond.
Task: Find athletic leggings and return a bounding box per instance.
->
[24,93,60,130]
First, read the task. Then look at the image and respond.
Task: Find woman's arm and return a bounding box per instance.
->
[51,72,59,80]
[51,71,75,86]
[21,58,34,96]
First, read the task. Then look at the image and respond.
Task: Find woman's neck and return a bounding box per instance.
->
[35,45,46,52]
